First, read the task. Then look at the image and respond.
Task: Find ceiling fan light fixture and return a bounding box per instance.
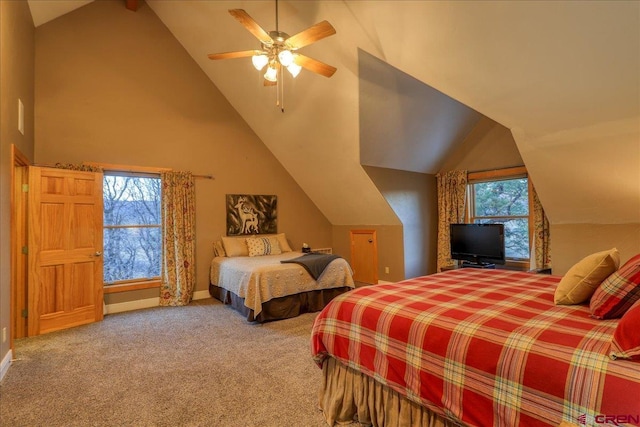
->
[277,49,294,67]
[264,65,278,82]
[287,62,302,78]
[252,54,269,71]
[208,2,337,110]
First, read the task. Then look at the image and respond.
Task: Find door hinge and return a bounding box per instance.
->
[22,184,29,193]
[21,309,28,318]
[21,246,28,254]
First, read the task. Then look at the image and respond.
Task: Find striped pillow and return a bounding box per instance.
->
[246,236,282,257]
[590,253,640,319]
[610,299,640,360]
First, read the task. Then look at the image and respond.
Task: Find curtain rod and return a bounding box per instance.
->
[468,165,526,175]
[32,163,215,180]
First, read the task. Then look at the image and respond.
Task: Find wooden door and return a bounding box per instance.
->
[350,230,378,284]
[28,167,104,336]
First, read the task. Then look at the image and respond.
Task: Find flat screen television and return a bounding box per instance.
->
[450,223,505,267]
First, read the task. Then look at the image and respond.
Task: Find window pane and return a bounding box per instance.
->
[103,174,162,284]
[103,176,161,226]
[104,227,161,283]
[474,178,528,217]
[476,218,529,260]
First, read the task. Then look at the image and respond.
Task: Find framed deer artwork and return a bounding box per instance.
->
[226,194,277,236]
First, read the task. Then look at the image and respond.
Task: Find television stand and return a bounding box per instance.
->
[460,261,496,269]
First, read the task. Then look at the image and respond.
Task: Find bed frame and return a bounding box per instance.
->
[209,284,351,322]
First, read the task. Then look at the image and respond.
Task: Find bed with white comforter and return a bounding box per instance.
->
[209,251,355,322]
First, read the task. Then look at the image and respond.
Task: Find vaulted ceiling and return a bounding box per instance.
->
[27,1,640,226]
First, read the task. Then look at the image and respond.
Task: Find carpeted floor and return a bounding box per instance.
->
[0,298,346,427]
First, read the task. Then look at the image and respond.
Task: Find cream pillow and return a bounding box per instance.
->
[221,236,249,257]
[554,248,620,305]
[274,233,292,252]
[246,236,282,257]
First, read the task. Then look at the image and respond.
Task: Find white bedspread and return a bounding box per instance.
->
[210,252,355,316]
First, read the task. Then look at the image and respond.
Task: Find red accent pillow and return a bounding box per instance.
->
[610,299,640,360]
[590,253,640,319]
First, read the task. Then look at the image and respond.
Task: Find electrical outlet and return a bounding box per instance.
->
[2,327,6,343]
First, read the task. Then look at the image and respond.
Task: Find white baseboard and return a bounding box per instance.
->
[105,289,212,315]
[192,290,211,300]
[105,297,160,315]
[377,280,393,284]
[0,349,13,382]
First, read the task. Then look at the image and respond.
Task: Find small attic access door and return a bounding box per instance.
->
[350,229,378,285]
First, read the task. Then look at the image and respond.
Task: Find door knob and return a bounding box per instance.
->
[94,251,102,257]
[368,239,373,243]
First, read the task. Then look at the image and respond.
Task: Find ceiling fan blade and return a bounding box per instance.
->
[208,50,264,60]
[294,54,337,78]
[228,9,273,45]
[285,21,336,50]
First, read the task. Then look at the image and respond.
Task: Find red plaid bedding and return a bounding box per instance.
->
[311,269,640,426]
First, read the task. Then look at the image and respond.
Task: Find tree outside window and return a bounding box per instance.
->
[469,177,530,261]
[103,174,161,284]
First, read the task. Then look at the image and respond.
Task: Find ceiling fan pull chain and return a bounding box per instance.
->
[277,68,285,113]
[281,73,285,113]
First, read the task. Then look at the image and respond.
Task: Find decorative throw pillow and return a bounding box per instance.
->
[554,248,620,305]
[213,240,226,257]
[273,233,292,252]
[246,236,282,257]
[610,299,640,360]
[221,236,249,257]
[590,253,640,319]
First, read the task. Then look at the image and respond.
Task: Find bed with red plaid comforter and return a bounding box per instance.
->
[311,269,640,426]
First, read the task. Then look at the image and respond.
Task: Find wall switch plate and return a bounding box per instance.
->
[385,267,390,274]
[18,99,24,135]
[2,327,6,343]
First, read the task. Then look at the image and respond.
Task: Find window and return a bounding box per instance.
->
[103,173,162,285]
[468,167,532,267]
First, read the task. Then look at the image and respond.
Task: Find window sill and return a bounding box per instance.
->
[497,261,530,272]
[103,280,161,294]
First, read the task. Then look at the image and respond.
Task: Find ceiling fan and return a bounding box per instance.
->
[207,0,337,106]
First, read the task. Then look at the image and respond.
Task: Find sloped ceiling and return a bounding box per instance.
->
[358,49,483,174]
[27,1,640,226]
[28,0,93,26]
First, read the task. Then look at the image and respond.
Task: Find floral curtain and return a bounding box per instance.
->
[53,163,103,172]
[531,183,551,270]
[436,170,468,271]
[159,171,196,306]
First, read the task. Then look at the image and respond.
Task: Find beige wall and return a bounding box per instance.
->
[551,224,640,275]
[0,0,35,372]
[364,166,438,278]
[34,1,331,304]
[439,116,524,173]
